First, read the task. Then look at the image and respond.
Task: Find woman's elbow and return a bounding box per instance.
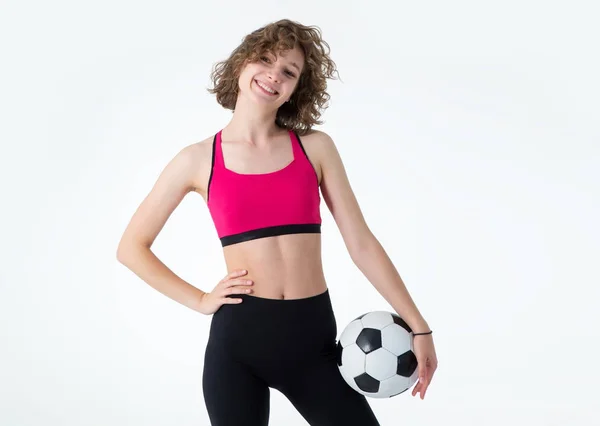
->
[116,241,131,264]
[116,238,147,265]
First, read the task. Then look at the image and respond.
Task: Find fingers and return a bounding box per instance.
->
[225,285,253,295]
[219,270,253,304]
[412,366,428,399]
[198,270,252,314]
[421,364,437,399]
[220,285,251,304]
[420,378,429,399]
[220,270,253,289]
[411,383,420,397]
[412,377,427,399]
[429,361,438,383]
[412,359,438,399]
[224,278,254,288]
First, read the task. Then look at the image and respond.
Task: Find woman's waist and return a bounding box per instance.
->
[244,275,327,299]
[222,235,326,299]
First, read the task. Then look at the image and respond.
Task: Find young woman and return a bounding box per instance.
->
[117,19,438,426]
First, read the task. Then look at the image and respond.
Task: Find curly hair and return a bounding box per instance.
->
[207,19,339,135]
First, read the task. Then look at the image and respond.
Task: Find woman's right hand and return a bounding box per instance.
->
[197,269,254,315]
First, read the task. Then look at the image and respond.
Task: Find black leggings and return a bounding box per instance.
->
[202,288,380,426]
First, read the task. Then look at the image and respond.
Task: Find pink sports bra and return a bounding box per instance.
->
[206,129,322,247]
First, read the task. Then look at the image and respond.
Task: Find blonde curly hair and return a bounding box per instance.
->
[207,19,339,135]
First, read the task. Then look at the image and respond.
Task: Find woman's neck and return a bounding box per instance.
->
[223,96,284,147]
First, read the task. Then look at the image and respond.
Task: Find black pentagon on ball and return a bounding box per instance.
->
[397,350,418,377]
[356,328,382,354]
[355,373,380,393]
[335,340,343,367]
[391,313,412,333]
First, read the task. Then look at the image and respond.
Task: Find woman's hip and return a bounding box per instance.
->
[208,288,338,364]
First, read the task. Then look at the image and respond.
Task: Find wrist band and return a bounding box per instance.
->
[413,330,433,336]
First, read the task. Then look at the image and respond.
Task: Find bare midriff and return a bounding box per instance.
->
[222,233,327,300]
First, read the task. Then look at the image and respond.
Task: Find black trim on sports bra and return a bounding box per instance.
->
[206,133,217,203]
[294,131,320,186]
[220,223,321,247]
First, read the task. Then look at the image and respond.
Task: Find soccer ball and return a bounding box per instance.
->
[336,311,419,398]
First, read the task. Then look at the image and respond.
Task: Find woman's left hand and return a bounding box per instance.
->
[411,333,438,399]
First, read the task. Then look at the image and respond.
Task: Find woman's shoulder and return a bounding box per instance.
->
[297,128,337,150]
[193,133,217,151]
[293,129,337,185]
[172,133,219,198]
[298,128,330,140]
[181,131,220,157]
[296,128,337,160]
[174,136,211,167]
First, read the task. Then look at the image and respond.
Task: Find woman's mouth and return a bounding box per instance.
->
[255,79,278,95]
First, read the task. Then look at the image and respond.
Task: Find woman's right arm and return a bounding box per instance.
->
[116,143,207,313]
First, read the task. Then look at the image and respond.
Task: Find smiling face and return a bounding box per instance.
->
[237,45,305,109]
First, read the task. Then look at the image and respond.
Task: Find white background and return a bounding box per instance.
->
[1,1,599,425]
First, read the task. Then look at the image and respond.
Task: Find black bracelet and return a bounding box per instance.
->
[413,330,433,336]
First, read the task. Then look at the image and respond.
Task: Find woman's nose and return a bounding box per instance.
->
[267,68,283,82]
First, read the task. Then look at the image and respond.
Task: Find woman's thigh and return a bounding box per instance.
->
[277,355,380,426]
[203,339,270,426]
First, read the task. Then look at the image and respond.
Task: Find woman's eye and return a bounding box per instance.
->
[285,70,295,77]
[260,56,271,63]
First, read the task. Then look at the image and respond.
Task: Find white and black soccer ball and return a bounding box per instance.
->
[336,311,419,398]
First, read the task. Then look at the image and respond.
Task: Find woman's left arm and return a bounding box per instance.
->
[315,130,438,399]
